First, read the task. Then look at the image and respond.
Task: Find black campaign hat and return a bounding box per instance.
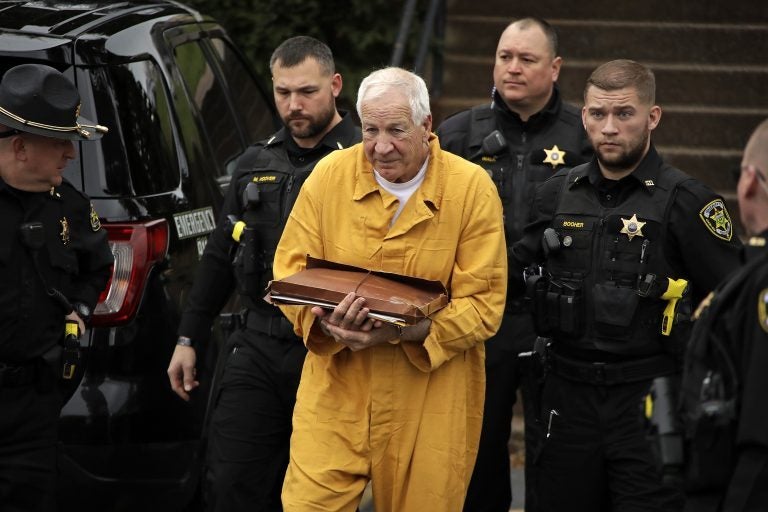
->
[0,64,108,141]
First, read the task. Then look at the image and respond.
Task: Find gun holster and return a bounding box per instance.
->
[645,374,684,485]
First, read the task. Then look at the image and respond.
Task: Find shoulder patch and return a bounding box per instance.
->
[89,203,102,231]
[699,199,733,241]
[758,288,768,333]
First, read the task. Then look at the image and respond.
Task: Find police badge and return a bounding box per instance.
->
[699,199,733,241]
[543,145,566,168]
[620,214,646,241]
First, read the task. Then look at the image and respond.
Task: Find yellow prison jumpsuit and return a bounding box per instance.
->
[273,135,507,511]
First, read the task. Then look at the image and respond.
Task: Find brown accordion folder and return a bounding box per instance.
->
[266,256,449,326]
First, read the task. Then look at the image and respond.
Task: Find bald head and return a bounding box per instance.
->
[743,118,768,171]
[738,118,768,235]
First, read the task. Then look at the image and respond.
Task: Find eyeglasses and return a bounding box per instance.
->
[731,165,767,185]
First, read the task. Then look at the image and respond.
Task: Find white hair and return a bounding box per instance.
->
[356,67,431,125]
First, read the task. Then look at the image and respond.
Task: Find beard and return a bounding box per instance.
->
[595,130,650,173]
[283,101,336,141]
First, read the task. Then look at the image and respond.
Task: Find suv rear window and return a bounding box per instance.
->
[82,60,179,197]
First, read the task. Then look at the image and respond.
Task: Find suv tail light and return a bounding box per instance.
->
[92,219,169,327]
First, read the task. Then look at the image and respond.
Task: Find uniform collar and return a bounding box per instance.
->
[492,83,562,131]
[572,144,664,194]
[0,175,60,199]
[265,110,359,152]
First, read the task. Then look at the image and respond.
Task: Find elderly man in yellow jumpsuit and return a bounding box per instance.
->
[273,67,507,512]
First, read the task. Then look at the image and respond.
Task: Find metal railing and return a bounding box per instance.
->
[390,0,446,98]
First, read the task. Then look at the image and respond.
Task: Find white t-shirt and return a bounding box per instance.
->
[374,157,429,225]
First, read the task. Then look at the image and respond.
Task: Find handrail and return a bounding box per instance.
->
[390,0,446,98]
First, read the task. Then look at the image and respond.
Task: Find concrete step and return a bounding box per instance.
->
[445,17,768,67]
[446,0,768,23]
[439,56,768,111]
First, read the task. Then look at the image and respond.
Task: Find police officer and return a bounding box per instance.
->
[166,36,360,512]
[436,17,592,512]
[507,59,742,511]
[0,64,113,511]
[681,118,768,512]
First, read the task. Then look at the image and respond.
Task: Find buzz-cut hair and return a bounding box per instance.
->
[356,67,431,126]
[269,36,335,76]
[508,17,559,58]
[584,59,656,105]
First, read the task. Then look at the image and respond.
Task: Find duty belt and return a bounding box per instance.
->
[549,351,676,386]
[0,361,37,388]
[245,309,297,340]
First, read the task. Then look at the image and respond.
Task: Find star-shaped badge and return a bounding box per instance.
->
[620,214,646,241]
[543,145,566,168]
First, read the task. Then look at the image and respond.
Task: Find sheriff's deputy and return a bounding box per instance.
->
[506,59,742,512]
[681,118,768,511]
[0,63,113,511]
[167,36,360,511]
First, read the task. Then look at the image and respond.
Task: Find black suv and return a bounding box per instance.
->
[0,2,277,509]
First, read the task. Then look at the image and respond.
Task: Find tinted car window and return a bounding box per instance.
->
[83,60,179,197]
[208,38,275,148]
[174,41,241,178]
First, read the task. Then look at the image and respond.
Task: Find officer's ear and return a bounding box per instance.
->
[10,134,28,162]
[331,73,342,99]
[647,105,662,132]
[550,56,563,83]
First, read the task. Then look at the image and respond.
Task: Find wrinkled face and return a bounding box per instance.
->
[361,88,431,183]
[582,85,660,176]
[18,133,76,190]
[492,24,561,116]
[272,57,341,144]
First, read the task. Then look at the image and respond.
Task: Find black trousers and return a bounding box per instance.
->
[206,328,306,512]
[534,371,684,512]
[0,373,61,512]
[463,312,536,512]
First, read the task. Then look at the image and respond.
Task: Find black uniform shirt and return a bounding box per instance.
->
[178,111,361,341]
[437,85,593,245]
[510,145,743,305]
[0,178,113,363]
[681,232,768,508]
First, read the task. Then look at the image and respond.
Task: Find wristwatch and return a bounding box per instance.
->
[72,302,92,324]
[176,336,194,348]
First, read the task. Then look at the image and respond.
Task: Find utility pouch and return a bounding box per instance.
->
[547,281,582,337]
[248,171,288,227]
[593,282,639,340]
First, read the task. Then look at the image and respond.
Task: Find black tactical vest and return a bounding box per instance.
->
[537,164,690,356]
[467,104,588,243]
[231,142,315,310]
